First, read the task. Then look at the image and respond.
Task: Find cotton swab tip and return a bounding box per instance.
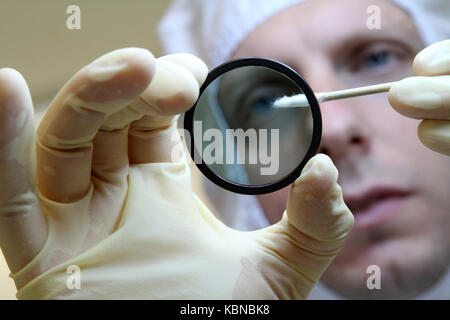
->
[272,80,396,108]
[272,94,310,108]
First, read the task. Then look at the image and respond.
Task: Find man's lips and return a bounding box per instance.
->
[344,187,413,229]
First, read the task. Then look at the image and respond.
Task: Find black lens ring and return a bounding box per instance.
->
[184,57,322,195]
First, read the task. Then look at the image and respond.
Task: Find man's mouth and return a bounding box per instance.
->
[344,187,412,229]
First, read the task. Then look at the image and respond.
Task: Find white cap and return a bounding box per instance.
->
[158,0,450,69]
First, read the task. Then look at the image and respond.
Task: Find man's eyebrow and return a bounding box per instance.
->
[326,27,418,58]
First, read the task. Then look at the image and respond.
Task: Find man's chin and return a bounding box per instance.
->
[319,241,449,299]
[320,267,419,299]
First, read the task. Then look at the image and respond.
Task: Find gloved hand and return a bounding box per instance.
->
[389,39,450,156]
[0,48,354,299]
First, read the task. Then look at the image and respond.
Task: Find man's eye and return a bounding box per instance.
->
[361,50,392,69]
[234,86,280,128]
[243,87,281,117]
[248,93,275,113]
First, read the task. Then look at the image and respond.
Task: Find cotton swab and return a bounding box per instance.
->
[273,81,396,108]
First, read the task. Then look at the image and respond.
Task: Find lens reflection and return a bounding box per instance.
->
[193,65,313,186]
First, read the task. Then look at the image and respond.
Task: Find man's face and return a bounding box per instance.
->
[232,0,450,299]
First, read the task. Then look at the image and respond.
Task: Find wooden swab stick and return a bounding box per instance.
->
[273,81,396,108]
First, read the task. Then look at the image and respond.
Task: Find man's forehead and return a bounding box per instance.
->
[287,0,418,53]
[235,0,419,59]
[232,0,423,69]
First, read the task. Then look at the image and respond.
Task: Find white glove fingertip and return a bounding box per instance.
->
[413,40,450,76]
[158,53,209,86]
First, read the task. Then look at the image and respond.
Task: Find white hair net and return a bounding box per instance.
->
[158,0,450,69]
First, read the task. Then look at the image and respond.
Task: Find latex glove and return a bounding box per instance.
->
[389,39,450,156]
[0,48,353,299]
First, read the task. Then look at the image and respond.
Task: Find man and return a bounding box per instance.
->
[0,0,448,299]
[159,0,450,299]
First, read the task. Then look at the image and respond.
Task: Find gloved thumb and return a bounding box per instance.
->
[253,154,354,298]
[286,154,354,242]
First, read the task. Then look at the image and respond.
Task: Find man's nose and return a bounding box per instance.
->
[305,70,370,160]
[317,99,369,160]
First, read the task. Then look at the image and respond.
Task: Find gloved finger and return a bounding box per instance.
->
[128,54,208,164]
[286,154,354,243]
[103,53,208,131]
[413,40,450,76]
[254,154,354,298]
[37,48,155,203]
[388,76,450,120]
[0,68,47,273]
[158,54,209,85]
[417,119,450,155]
[91,126,129,192]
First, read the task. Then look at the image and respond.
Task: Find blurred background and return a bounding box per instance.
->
[0,0,172,300]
